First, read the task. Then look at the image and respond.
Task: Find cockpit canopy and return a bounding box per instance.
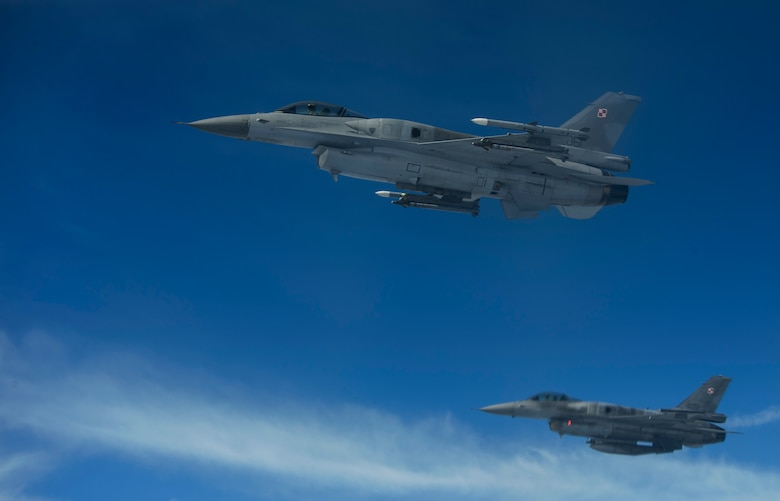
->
[275,101,368,118]
[528,392,577,402]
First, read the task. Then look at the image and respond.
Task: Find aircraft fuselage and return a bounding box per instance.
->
[480,377,732,455]
[241,112,621,208]
[185,93,648,219]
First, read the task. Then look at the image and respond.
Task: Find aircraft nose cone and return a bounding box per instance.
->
[186,114,250,139]
[479,402,516,416]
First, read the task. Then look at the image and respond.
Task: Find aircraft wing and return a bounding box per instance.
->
[411,135,539,166]
[301,132,650,188]
[599,414,728,433]
[403,137,652,187]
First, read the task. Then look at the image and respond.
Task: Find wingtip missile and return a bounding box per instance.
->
[471,117,589,139]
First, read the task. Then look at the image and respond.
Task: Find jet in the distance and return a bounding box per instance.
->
[480,375,733,455]
[184,92,651,219]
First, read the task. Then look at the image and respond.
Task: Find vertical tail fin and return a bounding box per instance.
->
[555,205,603,220]
[560,92,641,152]
[675,375,732,413]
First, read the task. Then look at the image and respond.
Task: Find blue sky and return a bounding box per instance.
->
[2,1,779,499]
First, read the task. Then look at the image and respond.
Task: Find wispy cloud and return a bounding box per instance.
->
[730,407,780,428]
[2,331,780,500]
[0,448,54,501]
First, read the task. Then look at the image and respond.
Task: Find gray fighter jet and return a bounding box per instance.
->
[184,92,651,219]
[480,376,733,455]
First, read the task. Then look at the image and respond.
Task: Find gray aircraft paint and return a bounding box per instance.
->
[184,92,651,220]
[480,376,733,455]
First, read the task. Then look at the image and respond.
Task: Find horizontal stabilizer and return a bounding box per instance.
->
[545,157,652,186]
[570,172,653,187]
[691,427,738,434]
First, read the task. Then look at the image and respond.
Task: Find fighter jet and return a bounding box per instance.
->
[184,92,651,219]
[480,375,733,455]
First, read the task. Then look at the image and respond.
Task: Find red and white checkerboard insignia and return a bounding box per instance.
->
[597,108,608,118]
[707,387,715,395]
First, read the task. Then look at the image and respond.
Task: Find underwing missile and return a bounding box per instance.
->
[375,191,405,198]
